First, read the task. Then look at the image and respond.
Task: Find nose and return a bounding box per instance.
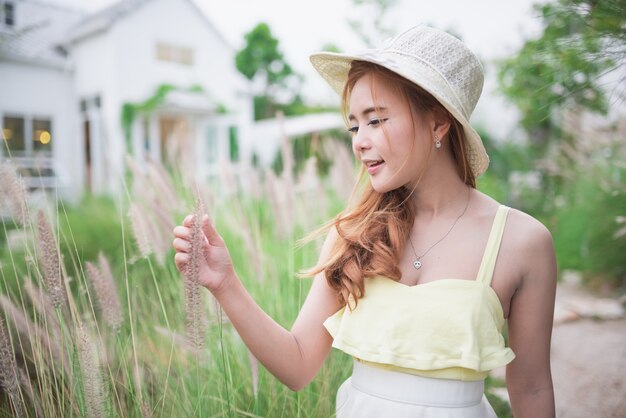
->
[352,130,372,154]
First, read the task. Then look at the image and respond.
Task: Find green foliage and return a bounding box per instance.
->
[58,195,125,264]
[276,94,338,118]
[271,129,351,177]
[120,84,215,149]
[552,181,595,272]
[553,178,626,286]
[228,126,239,162]
[479,129,536,178]
[477,172,508,203]
[587,191,626,283]
[236,23,302,120]
[497,0,625,151]
[235,23,291,85]
[485,376,513,418]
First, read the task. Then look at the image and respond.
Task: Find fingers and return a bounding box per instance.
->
[176,214,224,247]
[173,225,191,239]
[172,237,191,253]
[202,215,225,245]
[182,214,194,227]
[174,252,189,270]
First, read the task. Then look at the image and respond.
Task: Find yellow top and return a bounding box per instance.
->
[324,205,515,381]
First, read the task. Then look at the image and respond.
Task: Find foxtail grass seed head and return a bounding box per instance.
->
[77,322,105,418]
[85,254,123,331]
[97,253,123,329]
[265,169,293,237]
[36,209,66,309]
[0,294,67,376]
[326,139,356,202]
[183,198,206,350]
[185,199,205,283]
[184,277,204,351]
[141,400,152,418]
[0,164,28,226]
[146,158,180,214]
[18,366,42,418]
[23,279,61,334]
[0,316,25,417]
[0,316,19,395]
[128,203,152,258]
[145,210,167,266]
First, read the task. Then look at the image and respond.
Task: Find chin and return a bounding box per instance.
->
[370,178,402,194]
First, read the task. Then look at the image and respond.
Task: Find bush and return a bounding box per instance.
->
[552,179,626,288]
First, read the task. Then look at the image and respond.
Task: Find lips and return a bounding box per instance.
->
[363,159,384,168]
[367,160,383,168]
[363,159,385,175]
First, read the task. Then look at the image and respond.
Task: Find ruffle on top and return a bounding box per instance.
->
[324,276,515,379]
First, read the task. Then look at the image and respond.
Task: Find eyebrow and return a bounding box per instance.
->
[348,106,388,122]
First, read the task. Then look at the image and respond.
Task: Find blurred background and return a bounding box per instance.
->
[0,0,624,417]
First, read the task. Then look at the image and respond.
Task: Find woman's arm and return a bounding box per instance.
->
[506,216,557,417]
[174,216,341,391]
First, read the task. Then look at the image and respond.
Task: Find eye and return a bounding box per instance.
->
[368,118,388,126]
[347,126,358,134]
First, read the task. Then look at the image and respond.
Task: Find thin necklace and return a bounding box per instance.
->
[408,186,471,270]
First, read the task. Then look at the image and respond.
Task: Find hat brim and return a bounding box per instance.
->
[310,51,489,177]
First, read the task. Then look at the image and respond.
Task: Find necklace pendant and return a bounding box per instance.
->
[413,260,422,270]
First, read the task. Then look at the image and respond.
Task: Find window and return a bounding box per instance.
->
[2,115,53,157]
[156,42,194,66]
[205,125,218,163]
[80,95,102,112]
[32,119,52,153]
[3,116,25,154]
[4,2,14,27]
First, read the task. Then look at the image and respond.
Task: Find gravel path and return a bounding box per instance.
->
[551,280,626,417]
[491,281,626,417]
[552,318,626,417]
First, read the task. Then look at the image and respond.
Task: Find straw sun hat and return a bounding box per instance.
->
[310,25,489,177]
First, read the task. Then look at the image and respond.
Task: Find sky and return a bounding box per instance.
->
[48,0,549,140]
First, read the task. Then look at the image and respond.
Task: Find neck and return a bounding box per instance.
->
[407,166,470,220]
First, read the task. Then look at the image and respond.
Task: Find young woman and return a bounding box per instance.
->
[173,26,557,417]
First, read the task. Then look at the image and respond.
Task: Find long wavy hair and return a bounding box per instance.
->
[304,61,476,309]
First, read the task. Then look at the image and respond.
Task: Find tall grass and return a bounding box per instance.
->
[0,138,354,417]
[0,135,512,416]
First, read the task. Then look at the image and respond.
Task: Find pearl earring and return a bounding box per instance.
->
[435,135,442,149]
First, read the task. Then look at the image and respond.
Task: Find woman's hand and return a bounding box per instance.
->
[173,214,234,293]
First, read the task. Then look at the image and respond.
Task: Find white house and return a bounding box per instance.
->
[0,0,254,202]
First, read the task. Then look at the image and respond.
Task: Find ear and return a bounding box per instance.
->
[430,110,451,142]
[432,112,452,140]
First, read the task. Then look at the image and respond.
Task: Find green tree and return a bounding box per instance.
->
[235,23,302,120]
[497,0,625,152]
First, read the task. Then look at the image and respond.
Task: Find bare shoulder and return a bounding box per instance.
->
[472,190,552,246]
[506,207,554,254]
[472,190,555,285]
[505,207,556,287]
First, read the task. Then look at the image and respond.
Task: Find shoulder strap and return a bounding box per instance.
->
[476,205,510,285]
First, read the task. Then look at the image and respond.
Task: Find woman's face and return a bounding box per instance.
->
[348,73,433,193]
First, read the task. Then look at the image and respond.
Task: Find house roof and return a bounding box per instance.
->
[61,0,151,45]
[0,0,235,68]
[62,0,233,50]
[0,1,84,68]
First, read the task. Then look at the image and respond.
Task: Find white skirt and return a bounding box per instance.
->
[336,361,498,418]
